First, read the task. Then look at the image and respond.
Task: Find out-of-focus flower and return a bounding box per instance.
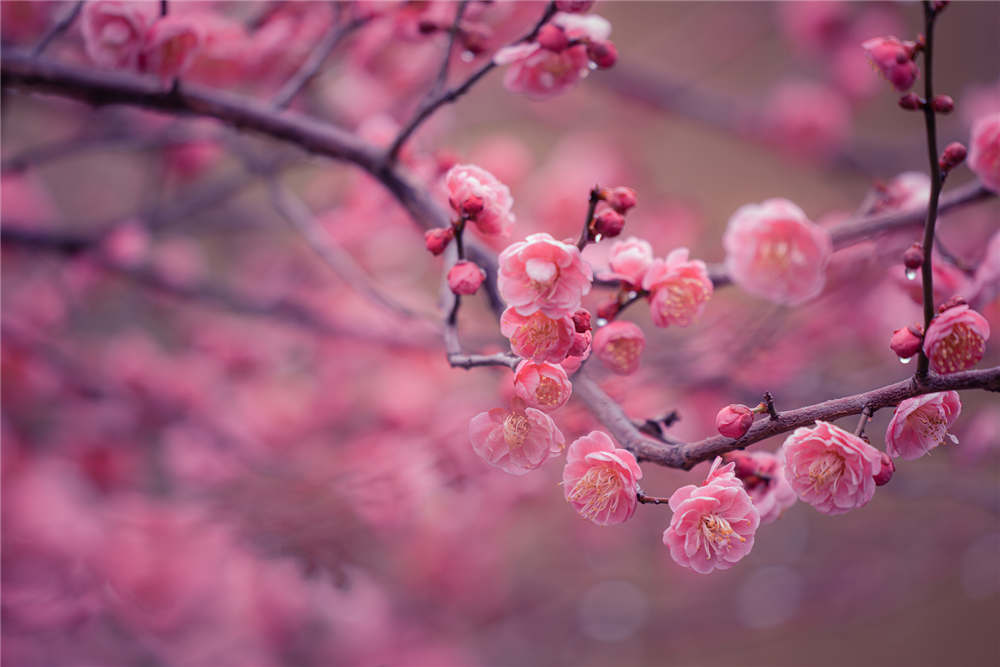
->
[603,237,654,286]
[445,164,515,236]
[513,360,573,411]
[82,1,153,70]
[729,451,797,525]
[663,458,760,574]
[498,233,593,318]
[469,403,565,475]
[862,36,919,91]
[641,248,713,328]
[723,198,832,305]
[765,81,852,159]
[969,113,1000,193]
[923,304,990,374]
[886,391,961,460]
[563,431,641,525]
[592,320,645,375]
[141,15,203,83]
[500,308,575,363]
[780,421,882,515]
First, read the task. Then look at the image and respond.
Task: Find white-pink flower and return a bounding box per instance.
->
[562,431,641,525]
[603,236,654,286]
[498,233,593,318]
[641,248,714,328]
[723,198,832,305]
[469,404,565,475]
[969,112,1000,193]
[141,15,203,83]
[780,421,882,515]
[513,360,572,411]
[500,307,575,363]
[444,164,515,236]
[663,458,760,574]
[81,0,153,70]
[886,392,962,461]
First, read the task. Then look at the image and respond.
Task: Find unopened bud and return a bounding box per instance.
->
[716,404,754,439]
[605,186,637,214]
[536,24,569,52]
[931,95,954,113]
[898,93,923,110]
[424,227,454,255]
[447,260,486,295]
[903,243,923,271]
[586,39,618,69]
[568,330,591,357]
[593,209,625,238]
[572,309,592,333]
[939,142,967,172]
[555,0,594,12]
[873,452,895,486]
[889,325,923,359]
[596,300,620,321]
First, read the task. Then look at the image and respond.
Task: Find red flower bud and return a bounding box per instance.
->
[939,142,967,172]
[536,24,569,52]
[931,95,954,113]
[903,243,923,271]
[605,186,637,214]
[890,325,923,359]
[873,452,895,486]
[898,93,923,110]
[447,260,486,295]
[596,301,620,321]
[460,195,485,219]
[424,227,455,255]
[572,309,592,333]
[586,39,618,69]
[716,404,754,439]
[593,209,625,238]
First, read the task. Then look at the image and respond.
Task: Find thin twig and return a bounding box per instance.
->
[854,405,874,437]
[32,1,84,57]
[431,0,468,96]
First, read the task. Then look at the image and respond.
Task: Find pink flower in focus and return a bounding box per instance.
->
[592,320,645,375]
[889,326,923,360]
[500,307,575,363]
[141,15,203,83]
[81,1,153,70]
[444,164,515,236]
[604,236,654,286]
[563,431,642,525]
[641,247,714,327]
[923,304,991,374]
[723,198,832,305]
[663,458,760,574]
[886,391,962,461]
[716,404,754,439]
[780,421,883,515]
[513,360,572,411]
[447,260,486,295]
[735,452,797,525]
[498,233,593,318]
[968,112,1000,193]
[469,404,565,475]
[862,36,919,91]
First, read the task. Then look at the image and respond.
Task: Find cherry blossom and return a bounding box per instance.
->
[562,431,642,525]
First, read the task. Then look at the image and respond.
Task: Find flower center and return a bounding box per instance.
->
[525,258,558,291]
[567,466,622,519]
[605,339,640,369]
[931,322,985,373]
[535,376,563,407]
[906,409,947,444]
[699,514,745,557]
[808,452,845,489]
[502,413,530,450]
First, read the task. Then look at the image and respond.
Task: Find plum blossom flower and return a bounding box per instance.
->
[513,360,572,411]
[141,15,203,83]
[663,458,760,574]
[641,248,713,328]
[469,403,565,475]
[444,164,515,236]
[729,451,797,525]
[780,421,883,515]
[862,36,919,91]
[500,308,575,363]
[498,233,593,318]
[601,237,653,286]
[923,304,990,374]
[968,112,1000,193]
[81,1,153,70]
[886,392,962,461]
[592,321,645,375]
[723,198,832,305]
[562,431,641,525]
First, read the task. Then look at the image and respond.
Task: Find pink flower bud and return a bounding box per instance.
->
[923,304,990,374]
[568,331,592,357]
[445,164,515,236]
[716,404,754,439]
[596,301,620,321]
[536,24,569,52]
[939,142,967,172]
[593,321,645,375]
[969,113,1000,193]
[424,227,455,255]
[592,209,625,238]
[586,39,618,69]
[604,186,637,214]
[931,95,954,113]
[513,360,573,411]
[862,36,919,91]
[889,326,923,359]
[873,452,895,486]
[460,195,485,219]
[447,261,486,295]
[555,0,595,13]
[903,243,924,271]
[572,309,591,333]
[898,93,923,110]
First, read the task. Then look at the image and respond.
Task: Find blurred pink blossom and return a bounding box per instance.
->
[641,247,713,328]
[469,404,565,475]
[445,164,516,236]
[141,15,203,83]
[862,36,919,92]
[968,112,1000,193]
[81,1,153,70]
[593,320,645,375]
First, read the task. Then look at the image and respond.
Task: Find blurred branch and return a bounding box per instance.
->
[31,0,83,57]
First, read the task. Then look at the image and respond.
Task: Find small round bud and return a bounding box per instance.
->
[715,404,754,439]
[447,260,486,295]
[937,295,967,314]
[424,227,455,255]
[903,243,924,271]
[460,195,484,219]
[586,39,618,69]
[898,93,923,110]
[555,0,594,12]
[568,330,592,357]
[605,186,637,214]
[596,301,620,321]
[931,95,954,113]
[572,309,592,333]
[593,209,625,238]
[873,452,895,486]
[889,325,923,359]
[939,142,967,172]
[460,26,489,57]
[536,24,568,52]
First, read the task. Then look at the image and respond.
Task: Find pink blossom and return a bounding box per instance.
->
[969,112,1000,193]
[498,233,593,318]
[641,247,714,327]
[500,308,575,363]
[868,171,930,214]
[447,261,486,295]
[733,452,797,525]
[592,321,645,375]
[552,12,611,41]
[81,1,153,70]
[513,360,572,411]
[923,304,991,374]
[723,198,832,305]
[780,421,883,515]
[766,81,852,159]
[493,42,591,100]
[444,164,515,236]
[604,236,654,286]
[562,431,642,525]
[716,404,754,439]
[469,404,565,475]
[663,458,760,574]
[141,15,203,83]
[862,36,919,91]
[886,391,962,461]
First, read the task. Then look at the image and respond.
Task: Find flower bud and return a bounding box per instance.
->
[903,243,923,271]
[715,404,754,439]
[596,301,620,321]
[939,142,967,173]
[873,452,895,486]
[460,195,485,219]
[889,325,923,359]
[572,309,592,333]
[593,209,625,238]
[418,19,440,34]
[605,186,637,214]
[425,227,455,255]
[568,330,592,357]
[586,39,618,69]
[898,93,923,110]
[447,260,486,295]
[536,24,569,52]
[931,94,954,113]
[555,0,594,12]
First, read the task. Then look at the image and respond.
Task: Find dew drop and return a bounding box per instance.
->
[900,356,913,364]
[588,61,598,71]
[905,268,917,280]
[593,233,603,242]
[460,50,475,62]
[627,291,638,299]
[596,318,608,327]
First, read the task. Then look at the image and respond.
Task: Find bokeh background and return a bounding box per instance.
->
[2,2,999,666]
